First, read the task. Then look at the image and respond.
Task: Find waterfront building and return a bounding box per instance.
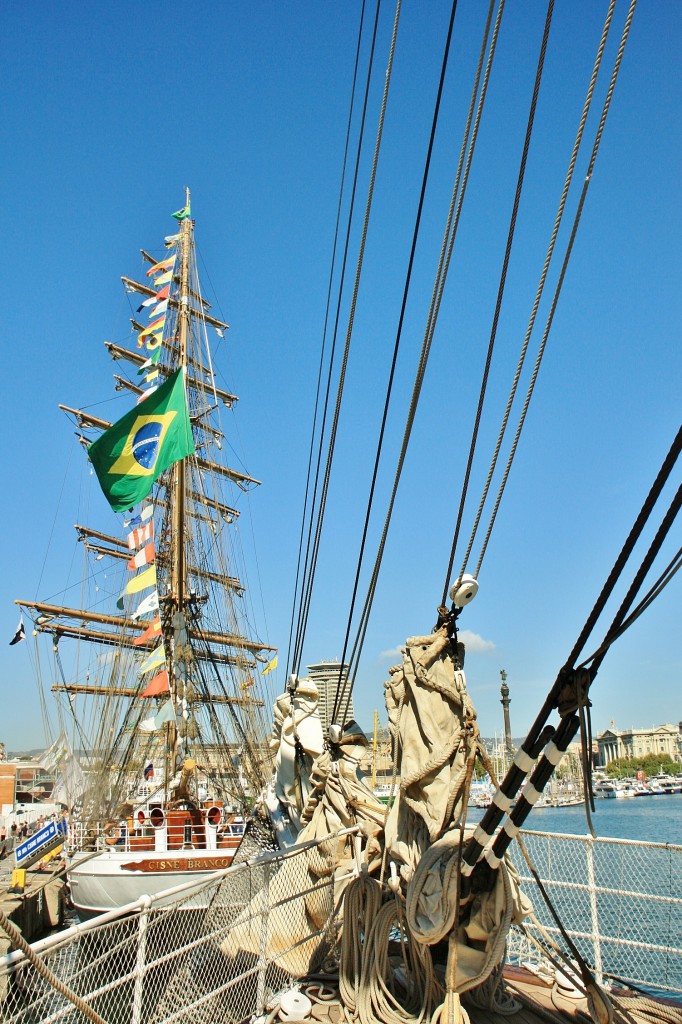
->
[0,758,57,811]
[597,722,682,766]
[306,659,355,736]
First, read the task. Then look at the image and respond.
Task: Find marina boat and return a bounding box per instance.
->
[650,774,682,795]
[15,200,278,917]
[613,781,637,798]
[593,781,618,798]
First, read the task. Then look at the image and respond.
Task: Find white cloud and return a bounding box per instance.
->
[378,631,494,659]
[458,630,495,654]
[379,645,404,661]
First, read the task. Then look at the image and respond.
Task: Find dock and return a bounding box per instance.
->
[0,855,65,959]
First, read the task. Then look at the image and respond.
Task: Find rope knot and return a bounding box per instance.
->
[556,666,591,716]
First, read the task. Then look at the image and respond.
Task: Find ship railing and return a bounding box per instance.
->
[0,826,360,1024]
[506,829,682,998]
[67,816,243,854]
[2,828,682,1023]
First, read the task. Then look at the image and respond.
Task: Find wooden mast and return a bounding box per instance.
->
[15,197,274,825]
[169,189,193,785]
[172,187,192,613]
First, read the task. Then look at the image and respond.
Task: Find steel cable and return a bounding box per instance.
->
[291,0,400,678]
[471,0,638,580]
[286,0,373,677]
[335,0,506,723]
[441,0,557,604]
[331,0,472,724]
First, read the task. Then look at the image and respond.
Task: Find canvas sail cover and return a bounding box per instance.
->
[223,687,385,977]
[230,629,529,992]
[267,680,325,829]
[383,625,530,993]
[383,626,475,870]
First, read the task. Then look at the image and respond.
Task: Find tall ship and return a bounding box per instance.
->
[3,4,681,1024]
[15,194,278,916]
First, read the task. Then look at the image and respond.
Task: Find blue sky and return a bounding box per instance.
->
[2,2,680,752]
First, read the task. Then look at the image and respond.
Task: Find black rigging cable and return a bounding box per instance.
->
[291,0,403,679]
[461,419,680,877]
[566,424,682,674]
[289,0,383,678]
[586,487,682,677]
[440,0,556,604]
[465,0,635,583]
[334,0,509,723]
[330,0,471,725]
[285,0,373,678]
[577,543,682,672]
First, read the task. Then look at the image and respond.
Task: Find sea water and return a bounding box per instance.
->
[481,795,682,999]
[515,793,682,845]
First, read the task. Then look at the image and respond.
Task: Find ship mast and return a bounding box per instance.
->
[172,187,192,611]
[168,188,192,782]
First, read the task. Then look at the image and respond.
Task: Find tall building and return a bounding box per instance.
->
[596,723,682,766]
[306,659,355,736]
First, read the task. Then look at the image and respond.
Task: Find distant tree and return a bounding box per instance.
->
[606,754,681,779]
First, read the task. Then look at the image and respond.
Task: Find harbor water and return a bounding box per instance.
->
[509,792,682,845]
[494,795,682,999]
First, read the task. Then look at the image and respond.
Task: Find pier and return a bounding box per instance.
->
[0,859,65,964]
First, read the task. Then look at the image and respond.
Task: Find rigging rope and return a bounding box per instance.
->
[0,910,108,1024]
[467,0,637,581]
[334,0,507,723]
[460,419,680,878]
[331,0,469,725]
[287,0,373,678]
[583,479,682,679]
[292,0,402,680]
[577,542,682,672]
[566,422,680,674]
[441,0,556,604]
[290,0,385,678]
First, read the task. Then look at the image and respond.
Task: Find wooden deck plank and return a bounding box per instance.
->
[298,970,682,1024]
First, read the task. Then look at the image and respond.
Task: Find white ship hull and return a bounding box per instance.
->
[67,845,238,918]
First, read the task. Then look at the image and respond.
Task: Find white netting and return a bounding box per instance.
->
[1,835,342,1024]
[3,828,682,1024]
[507,830,682,996]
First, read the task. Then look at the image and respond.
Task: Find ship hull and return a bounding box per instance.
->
[66,844,240,918]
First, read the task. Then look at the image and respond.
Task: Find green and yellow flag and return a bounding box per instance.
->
[89,368,195,512]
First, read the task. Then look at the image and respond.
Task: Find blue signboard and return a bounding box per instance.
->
[15,819,68,869]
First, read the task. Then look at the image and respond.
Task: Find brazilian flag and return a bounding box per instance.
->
[89,368,195,512]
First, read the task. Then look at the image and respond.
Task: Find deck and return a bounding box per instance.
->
[297,966,682,1024]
